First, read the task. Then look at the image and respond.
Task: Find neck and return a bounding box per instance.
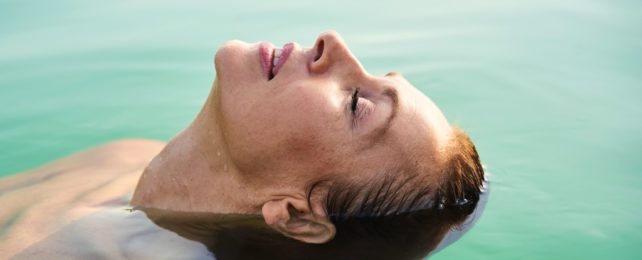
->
[131,88,263,214]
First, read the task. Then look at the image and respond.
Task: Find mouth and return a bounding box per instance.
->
[259,42,295,81]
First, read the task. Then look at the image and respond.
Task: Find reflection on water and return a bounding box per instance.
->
[13,208,213,260]
[10,210,444,260]
[14,186,488,260]
[16,207,451,260]
[140,207,449,260]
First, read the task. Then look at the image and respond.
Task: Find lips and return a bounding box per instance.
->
[259,42,274,80]
[259,42,295,80]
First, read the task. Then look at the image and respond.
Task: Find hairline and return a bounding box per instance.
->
[313,125,484,220]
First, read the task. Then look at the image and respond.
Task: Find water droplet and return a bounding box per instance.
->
[223,164,228,172]
[217,151,221,157]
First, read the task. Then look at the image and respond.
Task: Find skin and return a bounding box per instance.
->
[0,139,165,257]
[131,31,453,243]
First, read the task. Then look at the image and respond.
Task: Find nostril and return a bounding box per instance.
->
[309,38,330,73]
[314,40,324,61]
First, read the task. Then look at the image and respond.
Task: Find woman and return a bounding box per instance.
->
[2,31,486,259]
[131,31,487,250]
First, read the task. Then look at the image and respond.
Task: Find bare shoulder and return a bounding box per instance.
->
[0,139,165,258]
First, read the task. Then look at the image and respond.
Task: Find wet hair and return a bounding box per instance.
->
[314,126,486,257]
[324,126,485,219]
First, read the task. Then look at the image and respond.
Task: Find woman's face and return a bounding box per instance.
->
[213,31,452,187]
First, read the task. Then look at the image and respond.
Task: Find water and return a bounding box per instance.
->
[1,0,641,259]
[11,206,441,259]
[13,208,214,259]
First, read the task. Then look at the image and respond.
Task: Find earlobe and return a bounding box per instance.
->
[262,198,336,244]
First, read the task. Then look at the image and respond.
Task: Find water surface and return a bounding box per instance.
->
[1,0,641,259]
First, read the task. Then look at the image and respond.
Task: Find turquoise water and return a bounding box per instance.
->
[1,0,641,259]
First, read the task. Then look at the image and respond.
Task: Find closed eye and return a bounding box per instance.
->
[351,88,360,115]
[349,88,375,128]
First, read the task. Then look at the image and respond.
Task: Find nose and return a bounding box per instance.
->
[309,31,365,75]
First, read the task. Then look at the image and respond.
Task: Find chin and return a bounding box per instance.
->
[215,42,267,92]
[214,40,249,77]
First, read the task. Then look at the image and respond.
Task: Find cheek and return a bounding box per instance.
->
[221,79,345,172]
[276,96,345,165]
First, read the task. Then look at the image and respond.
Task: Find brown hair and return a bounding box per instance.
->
[317,126,486,255]
[323,126,484,215]
[432,126,486,211]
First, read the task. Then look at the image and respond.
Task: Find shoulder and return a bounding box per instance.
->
[0,139,165,258]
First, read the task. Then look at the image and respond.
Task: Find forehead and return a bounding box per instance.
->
[393,75,451,144]
[379,75,452,170]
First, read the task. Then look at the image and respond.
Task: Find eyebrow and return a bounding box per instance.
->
[362,87,399,146]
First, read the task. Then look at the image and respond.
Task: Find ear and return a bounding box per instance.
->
[262,197,336,244]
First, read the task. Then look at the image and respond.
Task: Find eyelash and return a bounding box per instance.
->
[350,88,360,115]
[350,87,372,127]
